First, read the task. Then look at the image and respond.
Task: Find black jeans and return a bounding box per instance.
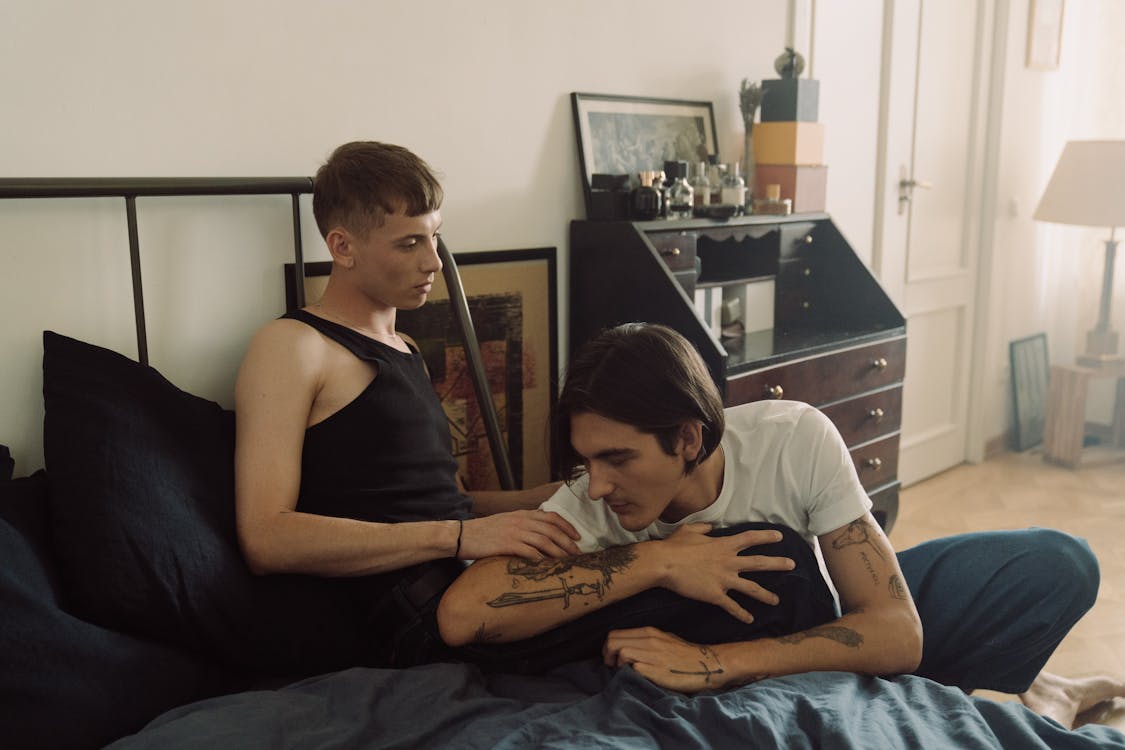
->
[381,522,836,675]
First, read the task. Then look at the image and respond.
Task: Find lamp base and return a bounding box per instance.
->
[1077,328,1123,368]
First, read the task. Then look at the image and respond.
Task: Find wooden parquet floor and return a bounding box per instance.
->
[891,449,1125,729]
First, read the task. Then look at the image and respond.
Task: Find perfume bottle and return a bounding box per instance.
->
[662,160,694,219]
[720,162,746,211]
[752,183,793,215]
[709,161,726,205]
[630,171,663,220]
[690,161,710,210]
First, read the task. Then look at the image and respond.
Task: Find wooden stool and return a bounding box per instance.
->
[1042,363,1125,467]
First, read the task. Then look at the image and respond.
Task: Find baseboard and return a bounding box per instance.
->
[983,432,1010,459]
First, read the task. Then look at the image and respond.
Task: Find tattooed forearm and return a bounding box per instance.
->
[888,574,909,600]
[486,577,605,609]
[484,546,637,612]
[859,551,880,585]
[777,625,864,648]
[506,545,637,584]
[830,518,886,560]
[470,623,502,644]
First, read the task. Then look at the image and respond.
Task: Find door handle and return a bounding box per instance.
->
[897,165,932,215]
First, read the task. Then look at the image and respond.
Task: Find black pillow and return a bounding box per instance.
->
[42,331,368,674]
[0,472,234,750]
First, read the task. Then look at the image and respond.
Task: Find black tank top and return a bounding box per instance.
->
[283,309,471,524]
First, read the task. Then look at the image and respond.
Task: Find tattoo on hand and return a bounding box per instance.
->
[888,574,908,600]
[777,625,864,648]
[831,518,886,561]
[668,646,725,685]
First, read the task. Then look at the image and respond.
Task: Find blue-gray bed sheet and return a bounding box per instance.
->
[108,659,1124,749]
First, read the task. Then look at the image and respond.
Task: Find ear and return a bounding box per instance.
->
[677,421,705,462]
[325,227,356,270]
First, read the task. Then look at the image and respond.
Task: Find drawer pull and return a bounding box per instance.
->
[864,457,884,470]
[867,407,885,422]
[765,385,784,400]
[661,247,682,257]
[803,267,812,276]
[871,357,888,371]
[804,235,814,244]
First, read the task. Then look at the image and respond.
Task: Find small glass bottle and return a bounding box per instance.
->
[720,162,746,211]
[690,161,710,210]
[630,171,663,220]
[709,162,726,205]
[752,183,793,215]
[662,160,694,219]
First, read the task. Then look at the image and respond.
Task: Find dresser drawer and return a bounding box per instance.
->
[850,433,900,492]
[725,337,906,407]
[820,385,902,448]
[647,231,698,272]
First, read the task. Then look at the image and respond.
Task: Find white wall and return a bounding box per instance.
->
[981,0,1125,441]
[1,0,793,475]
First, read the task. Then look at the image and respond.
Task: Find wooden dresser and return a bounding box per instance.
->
[570,214,906,531]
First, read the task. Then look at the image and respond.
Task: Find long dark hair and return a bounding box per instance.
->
[552,323,725,479]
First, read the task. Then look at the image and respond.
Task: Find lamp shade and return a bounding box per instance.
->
[1033,140,1125,228]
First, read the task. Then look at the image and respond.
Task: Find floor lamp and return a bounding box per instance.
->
[1033,140,1125,368]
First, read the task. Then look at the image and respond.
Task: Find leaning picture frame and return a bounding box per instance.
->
[284,247,558,490]
[1009,332,1050,451]
[571,92,718,218]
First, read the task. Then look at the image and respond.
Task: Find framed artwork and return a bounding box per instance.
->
[571,92,718,217]
[285,247,558,490]
[1026,0,1065,70]
[1009,333,1050,451]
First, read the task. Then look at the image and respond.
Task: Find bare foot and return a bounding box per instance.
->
[1019,671,1125,729]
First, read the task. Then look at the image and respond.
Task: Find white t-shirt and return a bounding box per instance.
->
[540,400,872,554]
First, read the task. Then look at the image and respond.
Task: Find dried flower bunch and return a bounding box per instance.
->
[739,79,763,129]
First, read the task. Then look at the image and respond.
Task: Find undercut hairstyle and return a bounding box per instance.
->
[552,323,725,479]
[312,141,443,238]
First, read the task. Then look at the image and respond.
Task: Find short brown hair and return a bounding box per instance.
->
[312,141,443,238]
[552,323,725,479]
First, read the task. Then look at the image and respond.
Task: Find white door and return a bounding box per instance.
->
[874,0,992,485]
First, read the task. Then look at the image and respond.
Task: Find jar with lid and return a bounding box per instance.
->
[630,171,663,220]
[752,183,793,215]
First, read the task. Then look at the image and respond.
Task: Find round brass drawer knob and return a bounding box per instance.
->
[804,235,814,244]
[864,457,883,470]
[766,385,784,400]
[868,407,885,422]
[872,357,888,371]
[662,247,682,257]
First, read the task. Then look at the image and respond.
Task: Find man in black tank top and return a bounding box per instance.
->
[234,142,584,666]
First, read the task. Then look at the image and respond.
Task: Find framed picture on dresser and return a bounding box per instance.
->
[284,247,558,491]
[571,92,718,217]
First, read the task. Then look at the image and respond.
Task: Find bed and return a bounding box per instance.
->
[1,179,1123,750]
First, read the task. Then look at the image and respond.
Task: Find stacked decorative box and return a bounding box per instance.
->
[752,75,827,213]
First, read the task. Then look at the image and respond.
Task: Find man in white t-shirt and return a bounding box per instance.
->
[438,323,1117,727]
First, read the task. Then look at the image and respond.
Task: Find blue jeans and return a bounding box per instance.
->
[899,528,1100,693]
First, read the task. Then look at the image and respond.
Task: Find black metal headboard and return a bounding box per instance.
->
[0,178,515,488]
